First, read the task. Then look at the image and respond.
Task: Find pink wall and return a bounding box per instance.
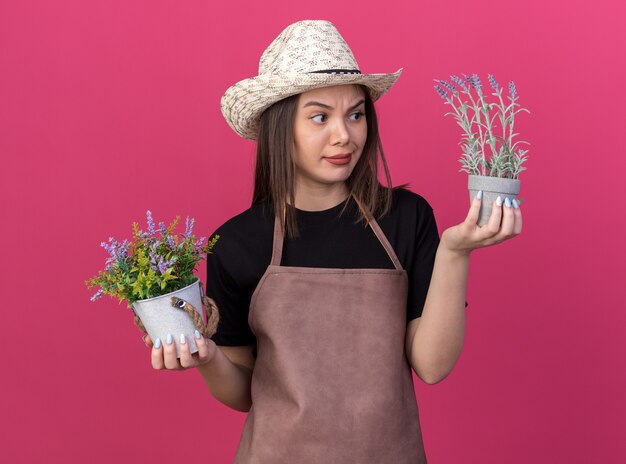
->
[1,1,624,462]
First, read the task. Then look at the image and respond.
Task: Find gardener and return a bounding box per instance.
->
[144,20,522,463]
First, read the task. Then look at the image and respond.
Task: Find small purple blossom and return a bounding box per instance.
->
[90,288,104,301]
[466,73,482,91]
[450,75,467,92]
[167,236,177,249]
[434,85,450,101]
[159,221,167,237]
[184,216,195,238]
[195,236,206,251]
[488,74,499,93]
[100,237,116,257]
[118,239,129,254]
[146,210,156,235]
[100,237,129,271]
[509,81,517,98]
[157,256,175,275]
[434,79,458,96]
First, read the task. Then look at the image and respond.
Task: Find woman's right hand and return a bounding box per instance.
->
[143,332,218,370]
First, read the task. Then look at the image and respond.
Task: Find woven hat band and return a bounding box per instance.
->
[308,69,362,75]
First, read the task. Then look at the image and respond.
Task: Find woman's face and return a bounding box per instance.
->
[292,84,367,195]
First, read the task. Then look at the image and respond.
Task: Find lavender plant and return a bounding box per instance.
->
[85,211,219,309]
[433,73,530,179]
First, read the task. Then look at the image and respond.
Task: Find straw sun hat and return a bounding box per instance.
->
[220,19,403,140]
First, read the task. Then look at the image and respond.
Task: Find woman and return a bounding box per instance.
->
[145,20,522,463]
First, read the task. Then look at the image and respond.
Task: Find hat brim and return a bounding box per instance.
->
[221,68,403,140]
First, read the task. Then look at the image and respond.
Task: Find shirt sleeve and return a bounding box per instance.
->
[406,203,439,321]
[205,235,257,347]
[406,204,468,321]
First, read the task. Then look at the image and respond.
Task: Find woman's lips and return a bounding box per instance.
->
[324,153,352,165]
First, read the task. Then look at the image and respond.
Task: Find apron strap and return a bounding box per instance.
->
[350,194,403,272]
[270,194,404,271]
[270,204,286,266]
[366,218,403,271]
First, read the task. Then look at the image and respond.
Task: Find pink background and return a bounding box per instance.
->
[1,0,624,462]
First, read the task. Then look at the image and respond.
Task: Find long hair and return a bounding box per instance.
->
[252,84,400,239]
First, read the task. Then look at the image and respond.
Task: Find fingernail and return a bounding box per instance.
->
[180,334,186,345]
[512,198,519,209]
[155,338,162,349]
[194,330,201,339]
[505,197,511,208]
[476,190,483,200]
[496,196,503,206]
[166,333,173,345]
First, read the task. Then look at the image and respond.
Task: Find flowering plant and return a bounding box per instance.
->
[433,73,531,179]
[85,211,219,309]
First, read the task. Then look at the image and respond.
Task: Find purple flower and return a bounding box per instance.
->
[90,289,104,302]
[509,81,517,98]
[450,75,468,92]
[195,236,206,251]
[100,237,117,257]
[488,74,499,93]
[146,211,156,235]
[157,256,175,275]
[434,85,450,101]
[184,216,195,238]
[100,236,129,270]
[466,73,482,91]
[159,221,167,237]
[167,236,177,249]
[157,257,168,275]
[434,79,458,96]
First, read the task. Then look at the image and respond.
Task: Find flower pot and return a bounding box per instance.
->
[468,175,521,226]
[132,278,205,358]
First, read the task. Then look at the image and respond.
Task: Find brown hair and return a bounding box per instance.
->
[252,84,401,239]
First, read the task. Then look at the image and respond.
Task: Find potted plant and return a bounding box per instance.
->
[85,211,220,357]
[433,73,530,225]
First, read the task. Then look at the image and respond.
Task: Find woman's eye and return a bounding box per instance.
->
[350,111,364,121]
[311,114,326,123]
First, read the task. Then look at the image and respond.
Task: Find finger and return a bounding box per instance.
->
[163,333,181,370]
[466,190,483,225]
[483,196,503,238]
[194,330,217,366]
[151,338,165,370]
[512,198,523,235]
[143,334,153,349]
[178,333,195,369]
[499,197,516,238]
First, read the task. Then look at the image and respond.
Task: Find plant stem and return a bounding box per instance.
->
[465,86,486,175]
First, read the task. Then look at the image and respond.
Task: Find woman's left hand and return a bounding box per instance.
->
[441,193,522,256]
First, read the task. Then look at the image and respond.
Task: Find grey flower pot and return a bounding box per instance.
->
[468,175,521,226]
[132,278,205,358]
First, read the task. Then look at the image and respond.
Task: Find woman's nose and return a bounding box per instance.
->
[331,118,350,145]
